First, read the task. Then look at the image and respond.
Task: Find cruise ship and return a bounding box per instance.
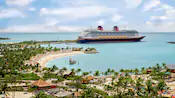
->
[77,26,145,43]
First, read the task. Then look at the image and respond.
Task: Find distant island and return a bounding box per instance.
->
[19,40,77,45]
[0,37,10,40]
[168,42,175,44]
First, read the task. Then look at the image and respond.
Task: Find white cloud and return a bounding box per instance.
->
[28,7,36,11]
[144,21,175,32]
[165,6,175,16]
[148,4,175,22]
[0,24,84,32]
[143,0,160,11]
[45,18,60,26]
[96,19,105,25]
[145,21,152,25]
[144,1,175,31]
[56,26,83,32]
[112,14,123,22]
[151,16,168,20]
[154,4,174,12]
[61,0,96,6]
[145,3,175,32]
[40,8,48,14]
[125,0,142,8]
[40,6,116,20]
[0,9,25,18]
[6,0,34,6]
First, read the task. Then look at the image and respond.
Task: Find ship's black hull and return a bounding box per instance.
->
[77,36,145,43]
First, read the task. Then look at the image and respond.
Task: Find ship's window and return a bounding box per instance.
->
[108,33,111,35]
[95,33,99,36]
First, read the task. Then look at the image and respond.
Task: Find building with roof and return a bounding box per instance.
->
[81,76,94,84]
[32,79,56,89]
[167,64,175,73]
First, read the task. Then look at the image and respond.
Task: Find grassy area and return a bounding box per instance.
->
[43,73,59,80]
[21,73,40,80]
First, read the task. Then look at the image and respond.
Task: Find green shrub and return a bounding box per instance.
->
[21,73,40,80]
[33,91,56,98]
[43,73,57,80]
[7,86,24,91]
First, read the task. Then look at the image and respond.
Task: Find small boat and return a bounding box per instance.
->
[69,58,76,65]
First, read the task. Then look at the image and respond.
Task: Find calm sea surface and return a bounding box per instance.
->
[1,32,175,72]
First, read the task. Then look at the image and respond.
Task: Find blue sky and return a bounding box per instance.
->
[0,0,175,32]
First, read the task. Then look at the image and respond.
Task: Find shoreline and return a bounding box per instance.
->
[25,50,84,68]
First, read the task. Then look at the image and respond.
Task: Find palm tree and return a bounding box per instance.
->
[70,68,76,77]
[35,63,40,72]
[71,68,75,73]
[82,72,89,77]
[33,91,52,98]
[145,80,154,96]
[82,88,95,97]
[104,71,108,76]
[162,63,166,69]
[62,67,67,71]
[58,69,64,76]
[25,82,29,88]
[120,69,124,73]
[58,67,67,76]
[111,76,115,86]
[111,69,115,75]
[157,80,167,96]
[51,65,58,72]
[134,68,139,75]
[107,68,111,73]
[11,75,22,98]
[115,76,124,95]
[135,77,144,96]
[76,68,81,75]
[104,84,113,91]
[156,64,161,71]
[126,88,135,96]
[94,70,100,76]
[141,67,145,74]
[74,76,82,92]
[0,83,8,97]
[114,72,119,77]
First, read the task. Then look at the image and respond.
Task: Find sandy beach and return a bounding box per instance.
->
[25,50,84,68]
[5,92,34,98]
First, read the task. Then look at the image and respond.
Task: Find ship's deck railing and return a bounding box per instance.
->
[84,29,138,32]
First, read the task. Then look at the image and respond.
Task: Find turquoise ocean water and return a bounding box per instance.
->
[1,32,175,72]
